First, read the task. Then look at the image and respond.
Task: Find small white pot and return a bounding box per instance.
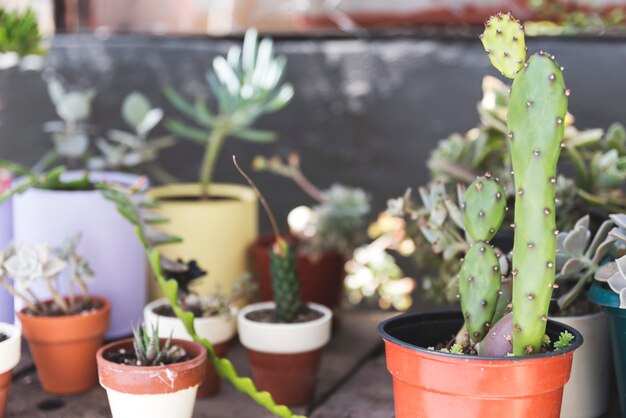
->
[556,311,610,418]
[97,338,206,418]
[143,298,237,344]
[238,301,332,354]
[0,322,20,375]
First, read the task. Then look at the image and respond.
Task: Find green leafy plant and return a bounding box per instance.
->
[253,153,370,256]
[164,29,294,198]
[100,178,304,418]
[0,7,44,57]
[553,330,575,350]
[131,324,185,366]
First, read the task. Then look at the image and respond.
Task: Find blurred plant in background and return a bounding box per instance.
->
[0,7,45,69]
[252,153,370,257]
[38,76,96,171]
[89,92,177,183]
[164,28,294,197]
[526,0,626,35]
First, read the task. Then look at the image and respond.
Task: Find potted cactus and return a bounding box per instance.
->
[96,324,207,418]
[144,258,237,397]
[249,153,370,311]
[0,321,20,417]
[589,213,626,415]
[0,237,111,394]
[148,28,293,299]
[379,13,583,417]
[0,163,149,337]
[234,157,332,406]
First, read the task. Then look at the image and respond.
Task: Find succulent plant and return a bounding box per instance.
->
[481,12,568,355]
[253,154,370,256]
[164,29,294,197]
[554,215,617,309]
[131,324,185,367]
[38,76,96,171]
[89,92,177,184]
[594,214,626,308]
[0,237,94,315]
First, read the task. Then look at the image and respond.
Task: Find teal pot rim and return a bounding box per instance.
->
[589,282,624,315]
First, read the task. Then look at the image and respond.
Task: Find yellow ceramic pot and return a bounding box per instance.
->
[148,183,258,299]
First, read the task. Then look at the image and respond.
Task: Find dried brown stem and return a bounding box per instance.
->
[0,277,38,312]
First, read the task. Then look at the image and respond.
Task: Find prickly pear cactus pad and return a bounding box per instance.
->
[462,175,506,242]
[508,51,567,355]
[480,12,526,79]
[459,243,502,342]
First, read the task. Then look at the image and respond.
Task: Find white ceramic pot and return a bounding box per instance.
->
[143,299,236,344]
[97,338,206,418]
[0,323,20,375]
[0,322,21,416]
[556,311,610,418]
[238,301,332,354]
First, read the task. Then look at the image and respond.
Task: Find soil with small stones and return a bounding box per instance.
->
[153,304,223,319]
[103,347,190,367]
[246,306,324,324]
[24,299,103,317]
[0,333,8,343]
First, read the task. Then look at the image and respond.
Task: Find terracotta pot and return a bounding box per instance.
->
[249,235,345,309]
[379,311,583,418]
[97,338,206,418]
[17,296,111,395]
[143,299,237,397]
[148,183,258,299]
[238,301,332,406]
[0,323,20,418]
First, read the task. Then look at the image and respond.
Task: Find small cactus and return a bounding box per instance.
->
[483,13,568,355]
[459,176,506,342]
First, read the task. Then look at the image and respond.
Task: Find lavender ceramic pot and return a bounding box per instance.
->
[0,200,13,323]
[12,171,146,338]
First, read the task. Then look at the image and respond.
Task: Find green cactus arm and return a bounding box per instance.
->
[270,238,302,322]
[459,243,502,343]
[508,53,568,355]
[480,12,526,79]
[101,186,306,418]
[462,175,506,242]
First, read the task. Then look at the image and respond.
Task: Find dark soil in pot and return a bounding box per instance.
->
[23,299,103,317]
[0,333,7,343]
[160,195,236,202]
[152,304,225,319]
[245,306,323,324]
[103,346,191,366]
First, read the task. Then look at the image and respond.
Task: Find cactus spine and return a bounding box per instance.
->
[481,13,568,355]
[460,175,506,342]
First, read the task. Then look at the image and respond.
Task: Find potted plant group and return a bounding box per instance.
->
[102,180,308,417]
[250,153,370,311]
[0,237,110,394]
[379,13,583,417]
[234,158,332,406]
[150,28,294,298]
[589,213,626,415]
[144,258,237,397]
[97,324,207,418]
[0,321,20,417]
[0,164,148,338]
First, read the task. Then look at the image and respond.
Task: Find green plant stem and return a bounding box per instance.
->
[200,124,229,198]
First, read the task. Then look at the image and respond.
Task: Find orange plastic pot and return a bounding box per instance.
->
[18,296,111,395]
[0,370,10,418]
[249,235,345,309]
[379,311,583,418]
